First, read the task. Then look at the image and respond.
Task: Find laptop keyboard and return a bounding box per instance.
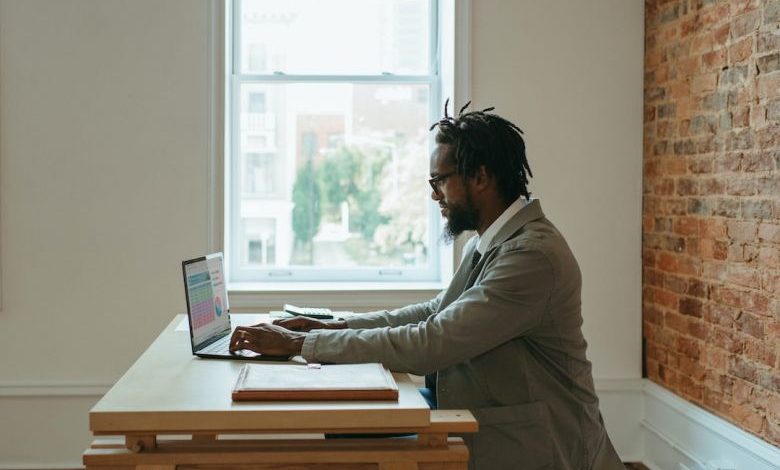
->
[198,335,231,355]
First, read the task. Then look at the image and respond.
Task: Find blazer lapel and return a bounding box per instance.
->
[437,238,480,311]
[486,199,545,253]
[436,200,546,312]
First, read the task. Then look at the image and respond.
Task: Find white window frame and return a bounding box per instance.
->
[208,0,471,308]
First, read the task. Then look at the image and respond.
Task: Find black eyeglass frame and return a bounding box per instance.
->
[428,171,457,193]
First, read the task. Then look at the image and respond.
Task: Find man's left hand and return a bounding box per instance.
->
[229,323,307,357]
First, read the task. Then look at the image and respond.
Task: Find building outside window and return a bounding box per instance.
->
[228,0,443,283]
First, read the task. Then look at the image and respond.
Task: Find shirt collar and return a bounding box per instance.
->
[476,197,530,255]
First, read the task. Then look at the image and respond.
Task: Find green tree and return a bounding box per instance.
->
[318,148,358,219]
[291,160,321,263]
[318,146,389,240]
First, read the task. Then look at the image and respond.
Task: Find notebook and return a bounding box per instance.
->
[181,253,288,361]
[232,363,399,401]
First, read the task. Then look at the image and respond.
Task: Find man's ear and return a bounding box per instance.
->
[471,165,492,192]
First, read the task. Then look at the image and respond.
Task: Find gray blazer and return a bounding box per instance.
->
[301,200,624,470]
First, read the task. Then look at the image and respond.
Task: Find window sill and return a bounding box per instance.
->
[228,282,446,311]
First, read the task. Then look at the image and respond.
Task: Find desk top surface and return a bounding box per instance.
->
[90,314,430,434]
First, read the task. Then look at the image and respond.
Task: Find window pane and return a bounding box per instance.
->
[239,0,431,75]
[236,83,432,270]
[243,218,277,266]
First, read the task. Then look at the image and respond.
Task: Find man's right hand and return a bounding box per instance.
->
[272,316,348,332]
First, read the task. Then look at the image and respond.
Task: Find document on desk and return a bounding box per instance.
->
[232,363,399,401]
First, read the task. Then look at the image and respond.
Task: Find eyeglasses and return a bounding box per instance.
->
[428,171,457,193]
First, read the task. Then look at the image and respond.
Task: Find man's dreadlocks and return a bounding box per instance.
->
[430,99,533,203]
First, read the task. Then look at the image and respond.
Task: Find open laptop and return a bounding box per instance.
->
[181,253,287,361]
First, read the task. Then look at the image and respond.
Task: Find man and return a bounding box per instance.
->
[230,103,624,470]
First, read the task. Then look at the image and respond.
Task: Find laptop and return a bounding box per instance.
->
[181,253,287,361]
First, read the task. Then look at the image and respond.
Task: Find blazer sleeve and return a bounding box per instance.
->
[301,246,554,375]
[344,291,444,329]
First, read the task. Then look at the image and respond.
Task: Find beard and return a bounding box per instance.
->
[441,192,480,243]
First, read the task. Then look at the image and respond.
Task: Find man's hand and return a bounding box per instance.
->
[229,323,307,357]
[272,316,348,332]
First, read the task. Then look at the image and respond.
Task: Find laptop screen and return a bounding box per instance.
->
[183,253,231,349]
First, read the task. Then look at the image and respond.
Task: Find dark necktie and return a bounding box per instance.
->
[470,250,482,270]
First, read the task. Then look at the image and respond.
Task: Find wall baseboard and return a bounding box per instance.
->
[0,465,81,470]
[1,379,778,469]
[642,380,780,470]
[0,383,110,397]
[595,378,647,462]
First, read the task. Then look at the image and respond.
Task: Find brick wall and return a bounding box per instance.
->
[643,0,780,445]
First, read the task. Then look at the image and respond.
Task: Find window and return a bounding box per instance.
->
[247,92,266,113]
[243,153,276,195]
[228,0,446,283]
[244,218,277,265]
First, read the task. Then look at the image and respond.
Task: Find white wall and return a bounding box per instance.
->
[0,0,644,466]
[0,1,212,466]
[471,0,645,380]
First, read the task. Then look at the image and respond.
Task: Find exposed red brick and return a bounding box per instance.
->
[680,297,704,317]
[729,9,761,39]
[726,178,757,196]
[651,285,680,309]
[758,247,780,269]
[728,36,754,63]
[730,356,760,383]
[647,341,668,363]
[744,341,776,368]
[708,326,745,354]
[704,302,736,328]
[756,125,780,150]
[679,373,705,401]
[731,402,765,433]
[644,0,779,446]
[726,220,758,240]
[725,264,761,289]
[687,316,709,340]
[759,31,780,54]
[665,310,689,335]
[704,388,731,416]
[702,49,727,71]
[760,271,780,294]
[727,242,759,263]
[735,311,766,339]
[645,304,665,325]
[655,178,675,195]
[757,74,780,99]
[713,152,742,172]
[702,260,727,281]
[657,251,679,271]
[742,152,774,172]
[732,0,761,16]
[733,106,750,127]
[687,279,708,298]
[733,378,754,404]
[758,369,780,393]
[704,344,729,371]
[674,216,701,235]
[664,273,688,293]
[700,218,727,238]
[688,156,713,174]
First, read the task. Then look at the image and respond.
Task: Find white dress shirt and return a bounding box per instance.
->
[475,197,531,255]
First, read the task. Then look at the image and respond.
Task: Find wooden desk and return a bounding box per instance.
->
[83,315,477,469]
